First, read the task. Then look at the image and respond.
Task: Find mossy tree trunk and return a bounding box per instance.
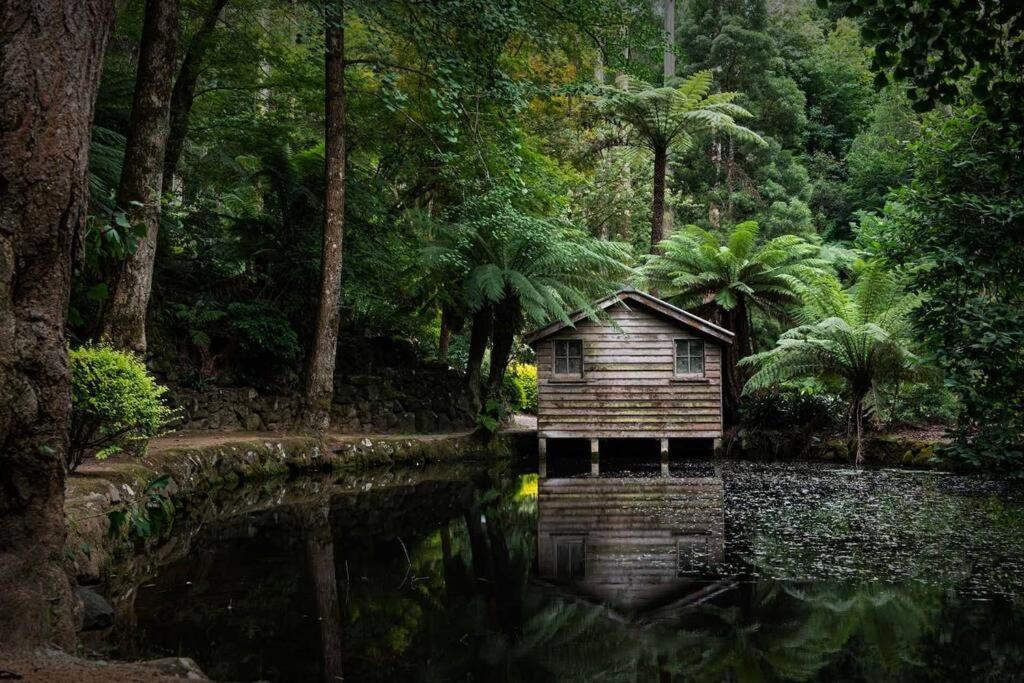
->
[650,143,668,254]
[99,0,180,354]
[0,0,116,647]
[305,0,347,431]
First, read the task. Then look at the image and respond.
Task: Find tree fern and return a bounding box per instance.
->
[643,221,831,417]
[594,70,766,252]
[741,264,922,464]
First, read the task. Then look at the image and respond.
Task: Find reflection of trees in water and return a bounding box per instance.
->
[392,477,950,682]
[305,500,344,683]
[662,581,940,682]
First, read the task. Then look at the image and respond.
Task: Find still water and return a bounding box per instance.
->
[113,457,1024,682]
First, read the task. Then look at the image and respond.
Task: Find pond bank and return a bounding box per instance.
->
[64,428,531,599]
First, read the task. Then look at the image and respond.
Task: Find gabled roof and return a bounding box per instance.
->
[524,288,734,346]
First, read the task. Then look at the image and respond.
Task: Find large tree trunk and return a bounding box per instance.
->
[162,0,230,195]
[305,1,346,431]
[0,0,115,647]
[650,143,668,254]
[485,294,521,403]
[99,0,180,354]
[721,301,750,426]
[464,306,492,413]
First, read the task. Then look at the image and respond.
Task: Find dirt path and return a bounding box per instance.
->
[0,650,206,682]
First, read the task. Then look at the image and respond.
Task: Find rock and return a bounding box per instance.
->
[75,586,113,631]
[140,657,209,680]
[243,412,262,431]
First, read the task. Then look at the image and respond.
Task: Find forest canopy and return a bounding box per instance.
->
[74,0,1023,466]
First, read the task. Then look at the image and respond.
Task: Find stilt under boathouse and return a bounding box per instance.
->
[525,288,733,476]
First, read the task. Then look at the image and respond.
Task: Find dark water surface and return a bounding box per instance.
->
[113,458,1024,682]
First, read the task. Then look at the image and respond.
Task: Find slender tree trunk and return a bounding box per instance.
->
[465,306,492,413]
[662,0,676,238]
[99,0,180,354]
[650,144,668,254]
[0,0,115,647]
[305,1,346,431]
[306,504,344,682]
[438,308,451,363]
[162,0,230,195]
[663,0,675,84]
[853,395,864,467]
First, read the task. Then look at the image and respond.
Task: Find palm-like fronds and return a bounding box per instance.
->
[642,221,830,322]
[422,189,634,328]
[594,70,766,155]
[740,264,922,463]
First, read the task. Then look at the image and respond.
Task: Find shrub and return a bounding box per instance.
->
[69,345,176,472]
[875,381,959,427]
[739,390,843,433]
[500,371,527,413]
[508,363,538,414]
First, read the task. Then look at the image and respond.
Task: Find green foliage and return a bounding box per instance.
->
[741,263,924,462]
[500,372,527,414]
[422,185,633,328]
[645,221,829,320]
[475,398,504,434]
[874,381,958,429]
[508,363,538,414]
[740,390,843,433]
[69,345,176,472]
[594,70,765,157]
[107,473,175,541]
[163,300,300,388]
[835,0,1023,130]
[875,105,1024,467]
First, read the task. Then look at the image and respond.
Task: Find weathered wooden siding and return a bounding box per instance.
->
[535,304,724,438]
[537,477,725,612]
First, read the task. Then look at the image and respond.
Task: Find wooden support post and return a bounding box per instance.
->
[538,437,547,479]
[590,438,600,476]
[660,438,670,476]
[712,437,722,454]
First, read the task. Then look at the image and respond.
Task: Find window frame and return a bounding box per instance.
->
[674,338,706,379]
[553,534,587,580]
[552,339,584,378]
[675,533,711,577]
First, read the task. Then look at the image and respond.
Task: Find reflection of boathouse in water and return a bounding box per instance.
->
[536,475,726,617]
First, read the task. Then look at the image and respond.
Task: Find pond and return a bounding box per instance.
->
[109,457,1024,682]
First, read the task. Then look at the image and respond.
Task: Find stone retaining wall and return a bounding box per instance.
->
[167,366,475,433]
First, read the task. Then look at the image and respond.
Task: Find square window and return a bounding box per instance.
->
[675,340,705,377]
[554,340,583,377]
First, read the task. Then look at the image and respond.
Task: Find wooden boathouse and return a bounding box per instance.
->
[525,288,733,474]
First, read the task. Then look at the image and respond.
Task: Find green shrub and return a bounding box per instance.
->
[508,363,538,414]
[739,390,843,432]
[69,345,176,472]
[500,371,527,413]
[875,381,959,427]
